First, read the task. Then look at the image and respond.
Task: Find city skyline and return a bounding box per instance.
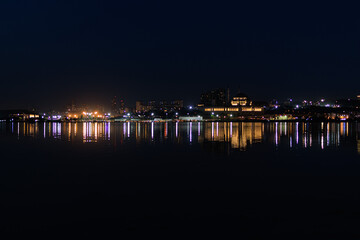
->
[1,1,360,110]
[1,84,359,112]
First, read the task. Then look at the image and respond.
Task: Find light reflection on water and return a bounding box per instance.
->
[1,121,360,154]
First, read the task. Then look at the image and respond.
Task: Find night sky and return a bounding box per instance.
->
[1,1,359,110]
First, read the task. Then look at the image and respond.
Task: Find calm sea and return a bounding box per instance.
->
[1,121,360,237]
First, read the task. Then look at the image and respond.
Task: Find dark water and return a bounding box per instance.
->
[1,121,360,237]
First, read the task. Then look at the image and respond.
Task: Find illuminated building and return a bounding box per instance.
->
[203,106,263,115]
[241,107,263,112]
[231,93,252,106]
[178,116,203,121]
[0,110,39,121]
[204,107,240,112]
[201,91,263,116]
[230,93,263,112]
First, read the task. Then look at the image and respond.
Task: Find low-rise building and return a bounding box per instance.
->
[179,116,203,121]
[136,100,183,113]
[0,110,39,121]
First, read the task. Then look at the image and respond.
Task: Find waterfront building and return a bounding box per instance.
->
[203,106,263,114]
[0,110,39,121]
[231,93,252,106]
[178,116,203,121]
[201,91,263,117]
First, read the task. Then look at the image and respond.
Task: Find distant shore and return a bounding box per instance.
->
[1,119,358,123]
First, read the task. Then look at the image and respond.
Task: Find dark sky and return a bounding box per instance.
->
[1,0,359,110]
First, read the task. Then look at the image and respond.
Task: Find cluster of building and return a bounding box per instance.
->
[135,100,183,113]
[197,88,264,118]
[1,90,360,122]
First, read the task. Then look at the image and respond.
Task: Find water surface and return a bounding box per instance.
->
[1,121,360,237]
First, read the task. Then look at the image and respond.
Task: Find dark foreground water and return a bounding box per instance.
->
[1,121,360,238]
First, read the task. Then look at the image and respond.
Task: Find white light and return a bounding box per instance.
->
[230,114,233,117]
[151,113,154,116]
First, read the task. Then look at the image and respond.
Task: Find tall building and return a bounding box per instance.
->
[200,89,227,106]
[119,99,125,114]
[112,96,118,115]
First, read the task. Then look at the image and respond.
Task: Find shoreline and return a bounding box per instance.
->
[1,119,358,123]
